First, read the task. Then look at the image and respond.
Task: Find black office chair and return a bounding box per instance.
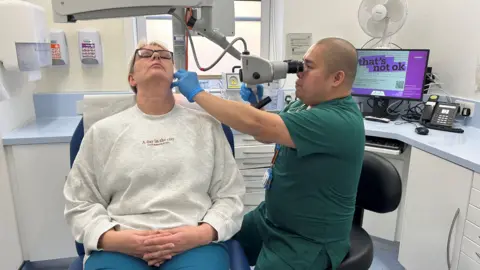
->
[334,151,402,270]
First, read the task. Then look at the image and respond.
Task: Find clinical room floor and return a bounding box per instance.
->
[22,238,404,270]
[370,237,405,270]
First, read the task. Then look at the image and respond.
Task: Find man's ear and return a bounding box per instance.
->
[128,74,137,89]
[332,71,345,87]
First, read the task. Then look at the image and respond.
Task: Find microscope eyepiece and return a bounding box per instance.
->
[285,60,304,74]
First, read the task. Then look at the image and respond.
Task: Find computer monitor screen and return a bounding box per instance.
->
[352,49,430,101]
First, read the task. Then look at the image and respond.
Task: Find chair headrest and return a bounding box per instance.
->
[82,93,204,133]
[356,151,402,213]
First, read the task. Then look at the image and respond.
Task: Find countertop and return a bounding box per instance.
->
[2,117,82,145]
[363,120,480,173]
[3,116,480,173]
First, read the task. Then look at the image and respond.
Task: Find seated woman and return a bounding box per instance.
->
[64,41,246,270]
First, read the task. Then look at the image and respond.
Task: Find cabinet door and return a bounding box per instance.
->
[9,143,76,261]
[474,172,480,191]
[398,147,473,270]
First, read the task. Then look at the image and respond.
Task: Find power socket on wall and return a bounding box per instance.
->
[454,99,475,117]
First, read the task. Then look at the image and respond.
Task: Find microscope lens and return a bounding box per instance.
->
[286,60,304,74]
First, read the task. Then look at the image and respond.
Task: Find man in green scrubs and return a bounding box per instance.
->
[173,37,365,270]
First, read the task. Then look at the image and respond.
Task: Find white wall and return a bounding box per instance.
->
[29,0,133,93]
[0,68,36,270]
[279,0,480,100]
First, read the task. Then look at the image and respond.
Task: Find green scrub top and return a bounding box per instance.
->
[265,96,365,268]
[263,95,365,269]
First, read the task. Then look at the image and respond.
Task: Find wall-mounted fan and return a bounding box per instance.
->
[358,0,408,48]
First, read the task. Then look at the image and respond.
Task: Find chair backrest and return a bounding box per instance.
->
[82,93,207,134]
[69,95,236,256]
[353,151,402,226]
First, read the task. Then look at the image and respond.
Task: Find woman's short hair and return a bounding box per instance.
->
[128,40,169,93]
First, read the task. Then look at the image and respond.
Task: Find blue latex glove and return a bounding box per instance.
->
[240,83,264,104]
[171,69,204,102]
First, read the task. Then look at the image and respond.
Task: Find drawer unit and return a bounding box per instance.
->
[467,205,480,228]
[236,157,272,170]
[461,237,480,265]
[464,221,480,247]
[241,168,266,183]
[243,191,265,206]
[245,181,264,189]
[235,145,275,159]
[471,188,480,209]
[234,134,270,209]
[234,134,266,146]
[473,173,480,190]
[241,168,265,189]
[459,252,480,270]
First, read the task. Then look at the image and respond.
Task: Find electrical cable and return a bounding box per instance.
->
[367,98,373,108]
[361,38,376,49]
[360,39,403,49]
[361,38,383,49]
[424,72,453,103]
[391,43,402,49]
[386,100,405,115]
[398,102,425,123]
[184,8,192,69]
[172,12,248,72]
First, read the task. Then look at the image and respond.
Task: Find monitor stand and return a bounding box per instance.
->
[362,97,399,121]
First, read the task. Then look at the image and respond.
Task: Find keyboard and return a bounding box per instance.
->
[365,136,405,155]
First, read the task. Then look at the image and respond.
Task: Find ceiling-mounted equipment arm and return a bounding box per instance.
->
[51,0,213,22]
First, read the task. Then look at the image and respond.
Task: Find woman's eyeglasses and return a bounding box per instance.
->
[135,49,173,61]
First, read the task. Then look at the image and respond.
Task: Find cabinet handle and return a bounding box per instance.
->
[243,151,273,155]
[447,208,460,270]
[243,174,264,177]
[242,139,257,142]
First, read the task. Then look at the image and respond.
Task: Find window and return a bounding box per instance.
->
[137,1,266,77]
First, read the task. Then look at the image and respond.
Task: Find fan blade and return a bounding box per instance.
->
[366,17,387,38]
[384,0,407,22]
[363,0,388,11]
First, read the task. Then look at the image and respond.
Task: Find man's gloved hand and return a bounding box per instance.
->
[171,69,204,102]
[240,83,264,104]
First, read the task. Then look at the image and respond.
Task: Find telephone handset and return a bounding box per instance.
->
[420,95,464,133]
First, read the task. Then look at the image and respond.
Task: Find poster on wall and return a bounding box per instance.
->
[285,33,312,61]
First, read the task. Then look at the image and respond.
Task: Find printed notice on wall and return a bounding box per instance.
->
[285,33,312,61]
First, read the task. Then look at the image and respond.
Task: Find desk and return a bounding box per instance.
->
[3,118,480,269]
[363,120,480,173]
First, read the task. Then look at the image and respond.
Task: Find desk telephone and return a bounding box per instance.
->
[420,95,464,133]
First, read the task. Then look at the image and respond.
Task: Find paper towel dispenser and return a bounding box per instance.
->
[0,0,51,73]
